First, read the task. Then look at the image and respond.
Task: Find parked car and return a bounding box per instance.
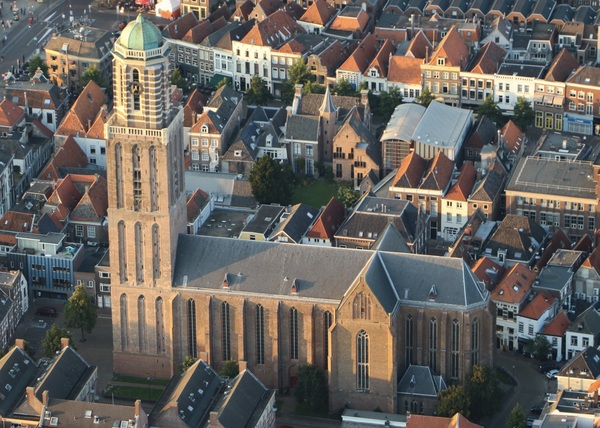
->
[527,417,536,427]
[546,369,559,379]
[530,406,543,416]
[539,362,560,373]
[35,306,57,317]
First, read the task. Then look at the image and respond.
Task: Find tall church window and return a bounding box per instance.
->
[132,69,140,111]
[451,319,460,379]
[152,224,160,280]
[115,143,123,208]
[357,330,369,391]
[324,311,332,368]
[256,304,264,365]
[406,315,414,367]
[471,318,480,367]
[429,318,437,372]
[120,293,128,351]
[149,146,158,211]
[134,222,143,284]
[290,307,298,360]
[187,299,197,359]
[352,292,371,320]
[132,145,142,211]
[222,302,231,361]
[118,221,127,283]
[156,297,165,354]
[138,295,146,353]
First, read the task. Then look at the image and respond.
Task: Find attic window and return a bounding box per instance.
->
[44,99,51,106]
[512,285,519,292]
[234,150,242,157]
[429,285,437,301]
[437,58,445,66]
[201,124,208,133]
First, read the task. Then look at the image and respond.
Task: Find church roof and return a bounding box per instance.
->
[118,14,163,50]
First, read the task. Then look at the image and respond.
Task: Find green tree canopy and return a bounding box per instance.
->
[337,182,359,208]
[27,55,48,80]
[416,87,435,107]
[437,385,470,418]
[41,324,75,358]
[81,65,109,90]
[303,81,326,95]
[249,155,295,204]
[375,87,403,122]
[506,403,527,428]
[478,95,503,124]
[171,68,190,94]
[465,365,503,420]
[512,96,534,131]
[333,78,358,97]
[532,335,552,361]
[180,355,196,373]
[281,59,314,103]
[245,75,272,106]
[216,77,232,89]
[65,285,97,342]
[219,360,239,378]
[294,364,328,413]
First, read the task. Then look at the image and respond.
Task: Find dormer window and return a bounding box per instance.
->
[201,124,208,133]
[437,58,445,66]
[370,69,377,77]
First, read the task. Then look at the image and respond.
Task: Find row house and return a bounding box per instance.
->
[389,151,454,239]
[232,11,305,93]
[506,0,533,25]
[180,0,220,20]
[481,17,512,51]
[0,152,14,217]
[510,22,557,62]
[564,66,600,135]
[491,263,537,351]
[565,303,600,360]
[494,61,545,112]
[188,85,246,172]
[362,39,395,93]
[468,169,506,221]
[516,291,559,355]
[95,250,110,309]
[574,246,600,302]
[298,0,338,34]
[387,56,423,102]
[306,39,354,86]
[441,162,477,242]
[212,21,256,86]
[336,33,379,89]
[323,6,372,40]
[540,311,570,361]
[549,4,574,25]
[533,48,579,132]
[557,21,596,65]
[533,247,585,310]
[0,271,28,350]
[505,156,599,240]
[460,41,506,106]
[528,0,556,24]
[463,116,497,163]
[302,197,346,246]
[421,26,471,106]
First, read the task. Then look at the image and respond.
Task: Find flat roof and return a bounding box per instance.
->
[537,132,583,155]
[411,101,472,150]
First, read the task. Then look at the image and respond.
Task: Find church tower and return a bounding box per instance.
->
[106,15,187,377]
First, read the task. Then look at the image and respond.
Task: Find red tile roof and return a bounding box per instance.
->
[38,136,88,181]
[545,48,579,82]
[164,12,199,40]
[72,175,108,221]
[0,99,25,128]
[469,42,505,74]
[364,39,395,78]
[387,55,423,84]
[373,28,408,45]
[428,26,470,68]
[519,292,556,320]
[183,89,207,128]
[187,188,210,223]
[0,211,35,233]
[304,197,346,242]
[491,263,536,304]
[338,33,378,73]
[329,8,369,32]
[300,0,336,25]
[407,413,482,428]
[241,10,304,47]
[582,246,600,275]
[471,256,505,290]
[406,30,432,59]
[0,231,16,246]
[541,311,570,336]
[392,151,427,188]
[421,151,454,191]
[55,81,106,137]
[500,120,524,154]
[445,162,477,201]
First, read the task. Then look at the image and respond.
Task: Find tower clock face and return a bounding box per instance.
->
[128,81,143,95]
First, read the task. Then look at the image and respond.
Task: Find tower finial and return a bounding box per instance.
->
[319,85,335,113]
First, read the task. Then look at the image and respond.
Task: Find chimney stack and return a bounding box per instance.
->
[239,360,248,372]
[60,337,70,349]
[15,339,25,350]
[42,390,49,406]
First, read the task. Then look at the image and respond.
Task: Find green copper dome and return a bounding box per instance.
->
[118,14,163,50]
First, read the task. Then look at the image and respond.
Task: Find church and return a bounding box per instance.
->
[106,16,496,413]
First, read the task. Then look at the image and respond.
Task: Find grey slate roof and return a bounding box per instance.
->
[241,204,285,235]
[217,370,274,428]
[551,4,574,22]
[172,235,488,310]
[297,93,366,121]
[469,169,505,202]
[269,203,319,243]
[557,346,600,380]
[285,115,320,142]
[507,157,597,200]
[535,265,573,293]
[567,303,600,335]
[483,214,547,261]
[0,346,37,416]
[397,365,447,397]
[370,223,411,254]
[35,347,95,401]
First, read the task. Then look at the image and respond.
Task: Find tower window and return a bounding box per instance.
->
[222,302,231,361]
[187,299,197,359]
[357,330,369,391]
[132,145,142,211]
[429,318,437,371]
[324,311,332,368]
[290,307,298,360]
[256,304,264,365]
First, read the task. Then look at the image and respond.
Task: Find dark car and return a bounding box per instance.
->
[539,362,560,373]
[530,406,543,416]
[35,306,57,317]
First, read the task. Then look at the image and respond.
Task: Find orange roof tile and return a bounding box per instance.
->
[300,0,336,25]
[241,10,304,47]
[500,120,524,154]
[387,56,423,84]
[187,188,210,223]
[373,28,408,45]
[491,263,536,304]
[445,162,477,201]
[85,108,109,140]
[183,89,207,128]
[364,39,395,78]
[471,257,504,290]
[392,151,427,188]
[0,99,25,128]
[0,231,16,246]
[421,151,454,191]
[339,33,379,73]
[407,413,482,428]
[0,211,35,233]
[520,292,556,320]
[55,81,106,137]
[305,197,346,241]
[329,8,369,32]
[582,246,600,275]
[545,48,579,82]
[38,136,88,181]
[428,26,470,68]
[469,42,505,74]
[541,311,570,336]
[164,12,199,40]
[406,30,432,59]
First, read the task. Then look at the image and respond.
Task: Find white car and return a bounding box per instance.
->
[546,369,559,379]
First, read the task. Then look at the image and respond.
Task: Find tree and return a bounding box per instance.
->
[281,59,313,103]
[465,365,503,420]
[294,364,328,413]
[171,68,190,94]
[41,324,75,358]
[512,96,535,131]
[65,285,97,342]
[416,87,435,107]
[81,65,109,90]
[27,55,48,80]
[245,75,272,106]
[337,181,359,207]
[216,77,231,89]
[303,81,326,95]
[180,355,196,373]
[477,95,503,125]
[333,78,358,97]
[219,360,239,378]
[532,335,552,361]
[506,403,527,428]
[437,385,470,418]
[249,155,295,205]
[376,86,403,122]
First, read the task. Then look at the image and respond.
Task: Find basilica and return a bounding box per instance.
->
[106,16,495,413]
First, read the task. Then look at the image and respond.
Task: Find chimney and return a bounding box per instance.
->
[239,360,248,372]
[562,139,568,150]
[135,400,142,417]
[15,338,25,350]
[210,411,219,425]
[42,390,49,406]
[360,89,369,106]
[60,337,70,349]
[294,83,303,97]
[26,387,35,403]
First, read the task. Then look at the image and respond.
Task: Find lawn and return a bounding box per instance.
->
[104,384,164,401]
[292,179,339,208]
